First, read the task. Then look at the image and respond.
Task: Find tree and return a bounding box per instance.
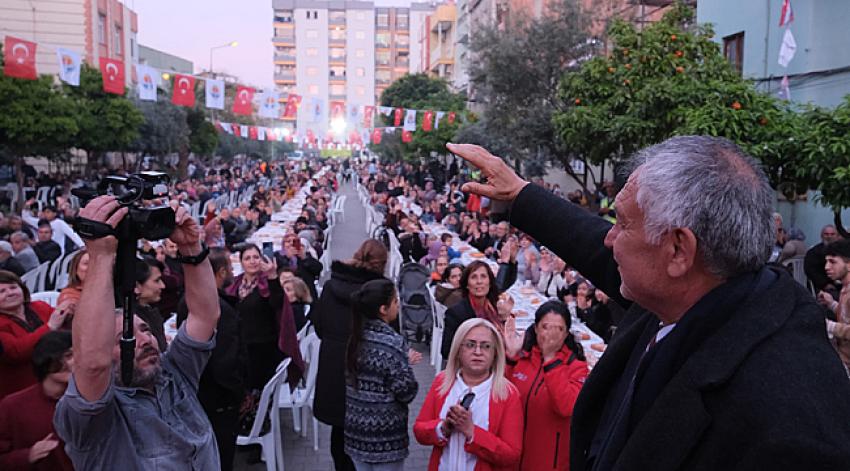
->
[131,92,190,173]
[0,46,78,209]
[554,2,801,190]
[64,64,143,174]
[373,73,466,161]
[467,0,593,182]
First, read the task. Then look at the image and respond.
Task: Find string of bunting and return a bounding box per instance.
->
[2,34,461,132]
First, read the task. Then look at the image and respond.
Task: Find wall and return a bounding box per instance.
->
[346,6,377,125]
[0,0,87,76]
[295,5,330,137]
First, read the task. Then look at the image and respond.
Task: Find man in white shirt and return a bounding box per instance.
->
[21,204,84,254]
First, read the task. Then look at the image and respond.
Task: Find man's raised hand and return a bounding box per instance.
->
[447,143,529,202]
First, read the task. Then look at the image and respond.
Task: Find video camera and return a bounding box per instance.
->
[72,172,176,386]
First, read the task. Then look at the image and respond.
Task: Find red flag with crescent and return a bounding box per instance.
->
[363,106,375,127]
[249,126,259,140]
[306,129,316,144]
[402,130,413,143]
[330,101,346,121]
[422,110,434,132]
[448,112,457,125]
[284,94,301,118]
[99,57,125,94]
[233,86,255,115]
[171,74,196,107]
[4,36,38,80]
[394,108,403,127]
[371,128,382,145]
[231,123,240,135]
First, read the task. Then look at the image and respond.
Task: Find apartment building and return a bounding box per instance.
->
[0,0,139,85]
[272,0,434,138]
[421,3,457,82]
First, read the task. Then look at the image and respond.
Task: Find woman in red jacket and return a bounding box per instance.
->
[0,270,73,399]
[414,317,523,471]
[504,300,588,471]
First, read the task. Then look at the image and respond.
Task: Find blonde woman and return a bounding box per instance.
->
[414,318,523,471]
[282,276,313,332]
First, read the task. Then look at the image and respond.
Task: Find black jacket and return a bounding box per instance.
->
[176,290,247,409]
[274,252,323,299]
[236,278,284,345]
[312,261,386,427]
[33,240,61,264]
[398,232,428,264]
[0,257,25,277]
[510,183,850,471]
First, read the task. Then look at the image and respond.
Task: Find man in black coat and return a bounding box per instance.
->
[804,224,842,293]
[450,137,850,471]
[176,247,245,471]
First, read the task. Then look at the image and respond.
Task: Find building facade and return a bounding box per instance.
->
[139,44,193,75]
[0,0,138,85]
[699,0,850,245]
[423,3,457,82]
[271,0,434,138]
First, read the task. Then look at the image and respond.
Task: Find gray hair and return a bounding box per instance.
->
[625,136,774,278]
[10,231,30,242]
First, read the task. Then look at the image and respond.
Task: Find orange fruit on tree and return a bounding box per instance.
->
[675,66,685,73]
[759,117,768,125]
[622,48,630,56]
[575,98,582,105]
[671,34,677,41]
[731,101,742,110]
[625,63,632,70]
[675,50,684,57]
[623,79,631,85]
[608,67,616,73]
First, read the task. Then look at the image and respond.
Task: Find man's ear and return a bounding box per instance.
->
[667,227,699,278]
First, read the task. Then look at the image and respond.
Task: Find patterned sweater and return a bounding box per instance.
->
[345,319,419,463]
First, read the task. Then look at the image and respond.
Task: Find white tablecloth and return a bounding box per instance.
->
[422,222,606,366]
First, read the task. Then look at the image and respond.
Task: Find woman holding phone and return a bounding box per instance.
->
[415,318,523,471]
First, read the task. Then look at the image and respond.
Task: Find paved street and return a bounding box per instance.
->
[235,179,435,470]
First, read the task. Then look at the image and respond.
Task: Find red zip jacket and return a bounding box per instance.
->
[414,371,524,471]
[0,301,54,400]
[507,345,588,471]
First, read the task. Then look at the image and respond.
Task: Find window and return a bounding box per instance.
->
[356,11,366,20]
[376,69,391,81]
[376,50,391,65]
[330,84,345,95]
[376,12,389,28]
[307,47,318,56]
[275,27,293,37]
[356,86,365,96]
[309,85,319,94]
[397,13,409,29]
[723,32,744,75]
[275,64,295,74]
[129,37,136,58]
[307,29,318,39]
[356,67,365,77]
[329,10,345,22]
[307,67,318,76]
[113,26,122,54]
[355,49,365,58]
[275,10,293,22]
[330,48,345,59]
[330,66,346,77]
[396,34,409,46]
[97,14,106,44]
[376,32,390,47]
[330,28,346,40]
[306,10,310,19]
[355,31,365,40]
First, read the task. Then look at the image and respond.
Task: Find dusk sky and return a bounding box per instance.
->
[133,0,274,88]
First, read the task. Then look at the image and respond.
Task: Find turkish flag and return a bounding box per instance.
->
[3,36,38,80]
[233,86,255,115]
[448,112,456,125]
[363,106,375,127]
[402,130,413,143]
[422,110,434,132]
[231,123,240,135]
[306,129,316,144]
[330,101,345,121]
[249,126,259,140]
[394,108,403,127]
[371,128,382,145]
[283,94,301,118]
[99,58,125,94]
[348,130,360,144]
[171,74,195,107]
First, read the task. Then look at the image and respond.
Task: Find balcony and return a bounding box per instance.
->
[273,35,295,44]
[275,72,297,81]
[329,16,346,25]
[376,59,391,67]
[329,37,346,46]
[275,52,296,62]
[376,77,390,85]
[329,73,346,81]
[329,93,346,101]
[329,55,347,64]
[375,42,389,49]
[396,58,409,67]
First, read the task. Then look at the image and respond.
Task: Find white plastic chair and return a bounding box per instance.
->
[30,290,61,307]
[330,195,346,223]
[21,262,50,293]
[236,358,291,471]
[278,333,322,451]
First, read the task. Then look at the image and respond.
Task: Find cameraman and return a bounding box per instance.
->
[53,196,221,469]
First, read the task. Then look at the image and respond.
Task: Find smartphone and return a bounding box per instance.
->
[262,241,275,261]
[460,392,476,410]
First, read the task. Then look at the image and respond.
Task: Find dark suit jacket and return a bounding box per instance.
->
[510,183,850,471]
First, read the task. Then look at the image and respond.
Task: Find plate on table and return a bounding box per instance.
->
[577,332,591,341]
[530,298,541,305]
[470,252,485,259]
[514,309,529,318]
[591,343,606,352]
[519,287,536,295]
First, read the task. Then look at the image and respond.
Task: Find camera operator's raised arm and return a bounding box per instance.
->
[170,207,220,342]
[73,196,127,402]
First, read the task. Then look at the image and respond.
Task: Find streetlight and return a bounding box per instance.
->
[209,41,238,76]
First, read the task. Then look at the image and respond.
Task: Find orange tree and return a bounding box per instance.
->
[553,2,803,189]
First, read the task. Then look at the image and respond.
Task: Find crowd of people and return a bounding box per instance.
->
[3,133,850,471]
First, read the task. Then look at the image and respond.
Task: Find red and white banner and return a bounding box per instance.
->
[422,110,434,132]
[3,36,37,80]
[363,105,375,127]
[284,94,302,118]
[171,74,196,107]
[99,57,125,95]
[448,112,456,125]
[779,0,794,27]
[233,86,255,115]
[402,130,413,143]
[330,101,346,121]
[394,108,403,127]
[371,128,382,144]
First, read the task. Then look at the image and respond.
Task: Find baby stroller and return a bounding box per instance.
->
[397,263,434,344]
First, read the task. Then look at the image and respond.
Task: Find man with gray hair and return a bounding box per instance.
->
[449,136,850,470]
[10,230,40,272]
